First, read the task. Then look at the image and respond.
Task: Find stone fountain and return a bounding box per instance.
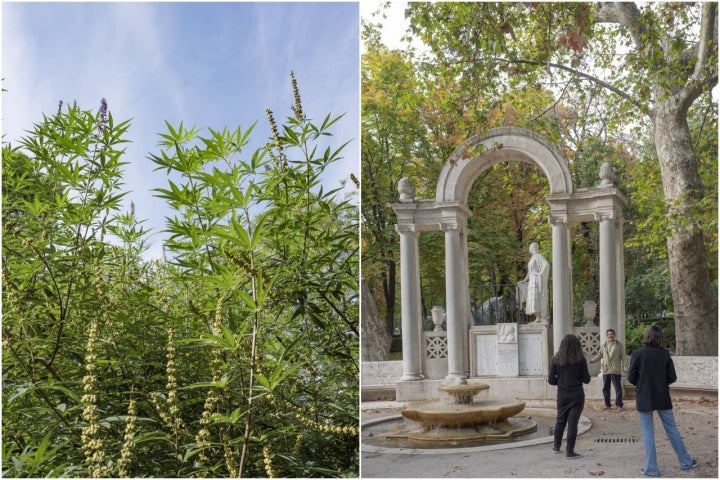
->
[397,380,536,443]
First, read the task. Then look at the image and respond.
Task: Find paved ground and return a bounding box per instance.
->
[361,398,718,478]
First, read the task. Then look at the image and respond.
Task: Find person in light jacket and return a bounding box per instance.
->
[627,325,698,477]
[590,328,627,411]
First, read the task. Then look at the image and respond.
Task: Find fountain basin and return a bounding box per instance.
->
[362,407,594,452]
[402,399,527,428]
[437,382,489,404]
[394,380,534,445]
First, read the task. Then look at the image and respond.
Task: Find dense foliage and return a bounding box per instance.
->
[3,80,359,477]
[361,3,717,352]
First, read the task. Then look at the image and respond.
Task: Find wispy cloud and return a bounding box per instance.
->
[2,2,359,260]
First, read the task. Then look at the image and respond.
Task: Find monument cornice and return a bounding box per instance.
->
[546,187,628,224]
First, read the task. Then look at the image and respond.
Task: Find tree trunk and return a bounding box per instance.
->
[361,277,392,361]
[653,102,718,356]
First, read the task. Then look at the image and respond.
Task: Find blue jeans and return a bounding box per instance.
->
[638,409,694,476]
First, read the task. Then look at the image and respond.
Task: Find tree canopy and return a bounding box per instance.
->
[362,2,717,355]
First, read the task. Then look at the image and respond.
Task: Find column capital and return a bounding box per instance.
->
[395,224,419,236]
[593,208,625,224]
[439,222,466,234]
[594,212,610,222]
[549,215,569,226]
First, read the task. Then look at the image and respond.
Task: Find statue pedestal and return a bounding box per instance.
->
[470,324,552,377]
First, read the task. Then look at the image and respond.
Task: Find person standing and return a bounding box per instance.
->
[589,328,627,411]
[627,325,698,477]
[548,334,591,458]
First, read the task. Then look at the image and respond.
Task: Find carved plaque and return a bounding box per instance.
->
[519,333,544,376]
[497,342,519,377]
[475,334,497,376]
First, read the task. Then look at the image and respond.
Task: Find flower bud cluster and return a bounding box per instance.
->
[93,268,113,330]
[150,392,173,428]
[262,440,277,477]
[164,328,184,435]
[291,404,358,436]
[265,108,282,153]
[293,433,304,457]
[195,297,225,464]
[290,71,304,123]
[221,430,239,475]
[81,321,108,477]
[117,398,137,477]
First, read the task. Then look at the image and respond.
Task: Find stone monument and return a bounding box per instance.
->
[517,242,550,324]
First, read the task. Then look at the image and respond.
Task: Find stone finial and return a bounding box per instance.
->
[397,177,415,202]
[599,162,617,187]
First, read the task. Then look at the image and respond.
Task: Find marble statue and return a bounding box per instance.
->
[517,242,550,323]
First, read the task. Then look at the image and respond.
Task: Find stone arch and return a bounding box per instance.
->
[436,127,573,204]
[391,127,627,391]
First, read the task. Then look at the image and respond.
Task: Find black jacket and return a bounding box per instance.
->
[548,358,591,399]
[627,345,676,412]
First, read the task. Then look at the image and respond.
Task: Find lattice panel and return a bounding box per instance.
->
[425,335,448,359]
[577,330,601,357]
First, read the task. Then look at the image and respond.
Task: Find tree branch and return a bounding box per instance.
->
[527,72,576,124]
[595,2,645,50]
[678,2,719,111]
[489,57,645,111]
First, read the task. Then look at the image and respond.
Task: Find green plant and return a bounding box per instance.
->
[3,75,358,477]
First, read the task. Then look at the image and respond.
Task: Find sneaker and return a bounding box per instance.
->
[641,469,662,477]
[681,460,698,471]
[566,451,584,459]
[602,406,611,411]
[617,406,625,411]
[552,447,562,454]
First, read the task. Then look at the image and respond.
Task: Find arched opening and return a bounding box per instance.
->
[392,127,627,397]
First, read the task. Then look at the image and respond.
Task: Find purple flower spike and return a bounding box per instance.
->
[98,98,108,134]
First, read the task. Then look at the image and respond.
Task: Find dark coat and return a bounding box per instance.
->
[548,358,591,399]
[627,345,676,412]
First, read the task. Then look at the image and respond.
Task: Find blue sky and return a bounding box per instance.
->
[2,1,359,260]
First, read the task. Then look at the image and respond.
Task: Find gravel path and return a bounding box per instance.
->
[361,398,718,478]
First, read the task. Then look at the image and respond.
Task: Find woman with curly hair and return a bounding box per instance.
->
[548,334,591,458]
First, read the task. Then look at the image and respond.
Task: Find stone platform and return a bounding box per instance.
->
[362,356,718,402]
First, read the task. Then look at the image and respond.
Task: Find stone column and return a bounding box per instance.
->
[460,226,471,377]
[615,216,626,345]
[551,217,572,353]
[442,222,466,382]
[397,224,424,381]
[598,213,618,339]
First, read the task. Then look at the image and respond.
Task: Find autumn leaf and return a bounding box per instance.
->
[566,30,588,53]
